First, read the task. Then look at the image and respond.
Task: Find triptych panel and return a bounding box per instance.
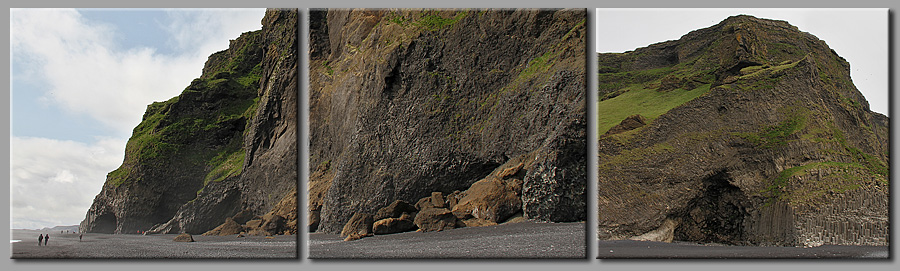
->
[8,7,889,261]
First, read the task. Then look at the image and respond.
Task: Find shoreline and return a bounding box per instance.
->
[309,221,586,259]
[11,229,297,259]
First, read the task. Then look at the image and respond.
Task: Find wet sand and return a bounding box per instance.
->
[11,229,297,259]
[308,221,586,259]
[598,240,889,259]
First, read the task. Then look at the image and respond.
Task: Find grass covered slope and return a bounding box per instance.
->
[111,30,263,190]
[597,15,888,247]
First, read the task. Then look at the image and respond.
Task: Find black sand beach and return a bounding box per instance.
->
[10,229,297,259]
[308,221,585,259]
[598,240,889,259]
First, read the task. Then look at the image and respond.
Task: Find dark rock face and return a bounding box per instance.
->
[597,15,889,247]
[309,8,587,234]
[80,9,298,235]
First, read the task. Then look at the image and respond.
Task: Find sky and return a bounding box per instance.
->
[596,8,889,116]
[9,8,267,230]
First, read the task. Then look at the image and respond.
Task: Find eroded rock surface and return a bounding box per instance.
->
[597,15,889,247]
[309,9,587,234]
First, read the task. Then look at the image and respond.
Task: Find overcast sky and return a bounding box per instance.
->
[10,8,266,230]
[596,8,888,116]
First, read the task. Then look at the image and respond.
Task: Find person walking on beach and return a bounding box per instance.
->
[79,233,83,241]
[38,234,43,246]
[44,234,49,246]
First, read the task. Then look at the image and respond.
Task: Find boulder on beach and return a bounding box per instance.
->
[340,213,374,238]
[373,213,416,235]
[173,233,194,242]
[451,177,523,223]
[374,200,418,221]
[414,208,459,232]
[415,192,446,210]
[202,217,243,236]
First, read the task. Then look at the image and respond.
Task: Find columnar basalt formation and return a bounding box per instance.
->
[597,15,888,247]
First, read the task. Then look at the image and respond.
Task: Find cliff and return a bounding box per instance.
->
[309,9,587,234]
[597,15,889,247]
[80,9,297,235]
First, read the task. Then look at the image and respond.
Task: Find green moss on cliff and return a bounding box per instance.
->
[107,31,263,188]
[767,161,882,206]
[415,11,467,31]
[737,107,808,149]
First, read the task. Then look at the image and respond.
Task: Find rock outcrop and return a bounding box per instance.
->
[341,213,375,240]
[309,8,587,234]
[202,218,243,236]
[413,208,460,232]
[173,233,194,242]
[373,213,416,235]
[80,9,298,235]
[597,15,889,247]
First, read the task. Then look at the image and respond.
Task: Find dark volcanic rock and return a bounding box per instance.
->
[523,115,587,222]
[81,9,298,235]
[309,8,587,234]
[597,15,889,247]
[308,204,321,232]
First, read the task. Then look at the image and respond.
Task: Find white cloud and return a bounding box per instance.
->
[163,8,267,58]
[10,8,265,137]
[10,136,127,229]
[9,8,266,229]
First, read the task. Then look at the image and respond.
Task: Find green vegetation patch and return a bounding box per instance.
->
[107,32,262,188]
[829,124,889,178]
[599,142,675,171]
[597,84,711,135]
[107,166,130,187]
[766,161,876,206]
[414,11,467,31]
[737,107,808,149]
[204,145,246,185]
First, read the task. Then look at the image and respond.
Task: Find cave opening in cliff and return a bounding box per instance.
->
[673,171,749,245]
[93,213,118,234]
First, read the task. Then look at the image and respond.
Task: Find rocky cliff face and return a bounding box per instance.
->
[80,9,297,235]
[309,9,587,233]
[597,15,889,247]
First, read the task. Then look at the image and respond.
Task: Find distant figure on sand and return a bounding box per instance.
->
[79,233,83,241]
[44,234,49,246]
[38,234,43,246]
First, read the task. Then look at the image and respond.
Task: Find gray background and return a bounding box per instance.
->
[3,0,897,270]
